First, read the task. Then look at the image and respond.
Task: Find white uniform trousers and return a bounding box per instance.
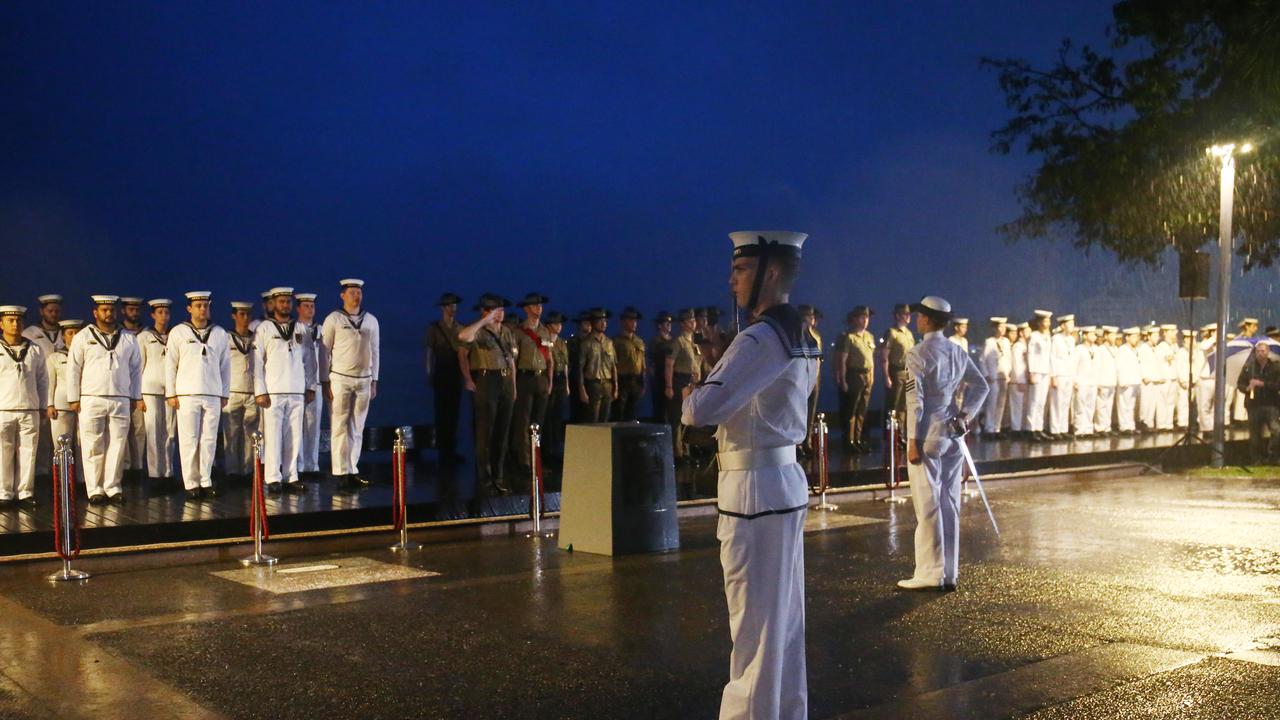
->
[906,440,962,585]
[329,374,372,476]
[1007,384,1026,432]
[1094,386,1116,433]
[220,392,258,476]
[1197,380,1216,432]
[1232,387,1247,423]
[1138,382,1159,428]
[262,394,303,485]
[126,404,146,471]
[1072,384,1097,435]
[981,377,1007,433]
[300,386,323,473]
[177,396,222,491]
[0,411,38,500]
[1156,381,1175,430]
[1174,383,1191,428]
[35,414,52,478]
[50,411,79,466]
[717,487,807,718]
[79,396,131,497]
[1116,385,1138,431]
[142,394,176,478]
[1048,379,1073,434]
[1025,375,1050,432]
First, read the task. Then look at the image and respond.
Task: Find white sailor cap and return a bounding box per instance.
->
[1200,323,1218,331]
[0,305,26,316]
[1017,322,1030,329]
[58,319,85,329]
[120,297,143,306]
[1102,325,1119,333]
[91,294,119,306]
[339,278,365,289]
[268,287,294,298]
[1057,314,1075,323]
[909,296,953,319]
[1181,329,1193,337]
[1160,323,1177,331]
[952,317,969,325]
[1033,309,1052,318]
[728,231,808,259]
[1078,325,1096,333]
[147,298,172,309]
[1002,322,1016,331]
[989,316,1007,324]
[184,291,212,302]
[260,291,272,300]
[1123,326,1140,335]
[230,301,254,310]
[37,294,62,305]
[294,292,317,302]
[1242,317,1260,325]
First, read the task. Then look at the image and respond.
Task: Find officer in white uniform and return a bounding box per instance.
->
[899,296,988,591]
[23,294,63,477]
[167,291,231,499]
[295,292,324,479]
[1115,328,1143,434]
[1197,324,1218,434]
[682,231,817,720]
[1026,310,1053,439]
[1072,327,1098,436]
[222,301,258,478]
[254,288,314,494]
[46,319,84,467]
[1048,314,1076,437]
[67,295,143,504]
[980,317,1009,435]
[321,279,380,489]
[139,298,177,482]
[1093,326,1119,435]
[0,306,50,508]
[1008,323,1030,437]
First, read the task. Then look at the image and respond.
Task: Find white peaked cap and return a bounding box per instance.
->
[294,292,317,302]
[728,231,808,258]
[1058,314,1075,323]
[989,316,1007,324]
[230,301,254,310]
[268,287,294,298]
[184,291,212,301]
[147,298,172,308]
[339,278,365,288]
[0,305,26,316]
[91,294,119,305]
[1033,309,1052,318]
[37,294,62,305]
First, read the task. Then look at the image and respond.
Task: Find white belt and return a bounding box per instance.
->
[717,446,796,471]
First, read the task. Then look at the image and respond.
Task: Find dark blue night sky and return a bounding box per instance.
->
[2,1,1169,425]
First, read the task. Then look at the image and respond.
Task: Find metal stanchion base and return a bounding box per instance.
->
[524,529,556,539]
[390,541,423,552]
[962,486,979,498]
[49,568,90,582]
[879,490,910,504]
[813,501,839,511]
[240,554,278,567]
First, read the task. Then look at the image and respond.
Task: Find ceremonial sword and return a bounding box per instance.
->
[950,419,1000,537]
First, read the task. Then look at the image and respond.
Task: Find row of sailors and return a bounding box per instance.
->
[975,312,1247,440]
[0,281,379,507]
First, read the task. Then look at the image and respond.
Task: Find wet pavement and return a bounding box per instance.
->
[0,469,1276,719]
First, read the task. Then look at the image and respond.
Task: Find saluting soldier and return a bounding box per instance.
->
[979,317,1010,437]
[0,306,50,508]
[24,294,63,477]
[543,311,570,460]
[511,292,554,479]
[613,306,647,422]
[166,291,231,499]
[46,319,84,469]
[67,295,143,505]
[321,279,380,490]
[578,308,618,423]
[120,296,147,476]
[666,309,701,465]
[835,306,876,452]
[294,292,324,479]
[1025,310,1053,440]
[138,298,177,484]
[425,292,465,463]
[458,293,517,495]
[222,301,258,479]
[879,303,916,428]
[648,311,676,422]
[253,287,314,495]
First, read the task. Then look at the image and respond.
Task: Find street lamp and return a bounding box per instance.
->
[1206,141,1254,467]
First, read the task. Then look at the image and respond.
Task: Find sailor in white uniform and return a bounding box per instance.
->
[222,301,258,478]
[167,291,231,499]
[295,292,325,479]
[46,319,84,468]
[248,291,271,333]
[1071,327,1098,436]
[1025,310,1053,439]
[1155,324,1179,430]
[682,231,818,720]
[1093,327,1119,435]
[254,288,314,494]
[979,317,1009,435]
[898,296,988,592]
[67,295,143,504]
[23,294,63,476]
[1008,323,1030,436]
[1196,324,1218,434]
[0,306,50,508]
[1173,330,1194,428]
[321,279,380,489]
[1048,314,1076,437]
[139,298,177,482]
[120,296,148,474]
[1115,328,1143,434]
[1137,326,1161,431]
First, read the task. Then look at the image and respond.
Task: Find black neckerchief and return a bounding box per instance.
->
[41,325,59,345]
[183,322,214,356]
[230,332,252,355]
[147,327,169,345]
[88,326,122,352]
[0,338,30,370]
[271,319,296,351]
[343,310,366,331]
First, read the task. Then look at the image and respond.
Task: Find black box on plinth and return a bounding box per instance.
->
[558,423,680,556]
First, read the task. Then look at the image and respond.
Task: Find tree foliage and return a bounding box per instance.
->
[984,0,1280,268]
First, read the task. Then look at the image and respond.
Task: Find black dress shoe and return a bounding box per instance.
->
[185,489,203,502]
[0,498,14,509]
[108,493,125,505]
[88,494,107,506]
[204,486,221,498]
[350,475,370,487]
[17,496,38,509]
[266,482,282,495]
[284,482,307,494]
[943,583,957,592]
[490,479,512,496]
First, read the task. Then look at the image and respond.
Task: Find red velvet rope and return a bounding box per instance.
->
[819,429,830,494]
[250,456,269,540]
[391,444,406,531]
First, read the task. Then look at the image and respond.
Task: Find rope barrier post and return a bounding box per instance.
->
[240,431,277,567]
[49,435,89,582]
[525,424,553,538]
[880,413,908,504]
[813,413,837,511]
[390,426,421,552]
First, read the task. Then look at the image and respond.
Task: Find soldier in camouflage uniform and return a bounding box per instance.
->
[612,306,646,421]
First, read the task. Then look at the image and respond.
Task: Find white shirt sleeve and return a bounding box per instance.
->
[253,325,268,397]
[34,346,49,409]
[681,327,787,427]
[165,327,180,398]
[66,334,83,405]
[370,315,380,382]
[127,338,143,401]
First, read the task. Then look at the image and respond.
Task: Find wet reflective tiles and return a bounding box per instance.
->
[804,511,884,533]
[211,556,440,594]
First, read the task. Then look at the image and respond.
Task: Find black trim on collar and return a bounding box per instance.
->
[753,304,822,359]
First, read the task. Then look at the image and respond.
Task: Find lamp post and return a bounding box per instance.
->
[1207,142,1253,467]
